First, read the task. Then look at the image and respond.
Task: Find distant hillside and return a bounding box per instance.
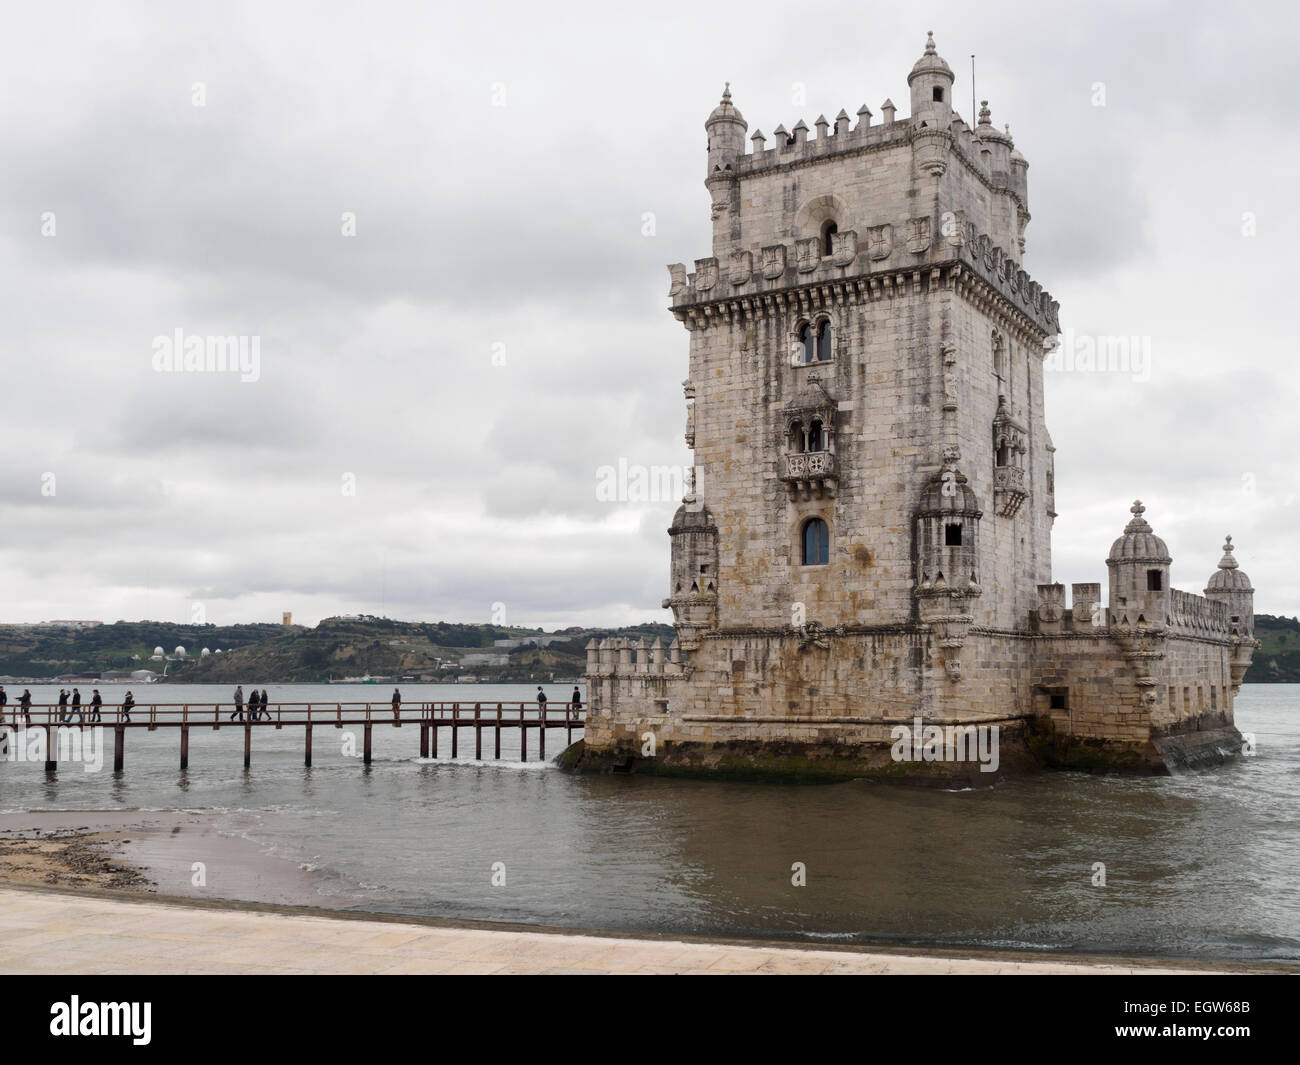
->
[0,620,282,680]
[0,616,675,684]
[3,613,1293,684]
[1245,614,1300,683]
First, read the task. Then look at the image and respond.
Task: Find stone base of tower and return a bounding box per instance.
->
[560,723,1038,786]
[570,624,1252,784]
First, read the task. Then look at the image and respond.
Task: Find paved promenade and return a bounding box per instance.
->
[0,886,1234,975]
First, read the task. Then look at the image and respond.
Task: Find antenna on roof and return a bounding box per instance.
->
[970,54,977,133]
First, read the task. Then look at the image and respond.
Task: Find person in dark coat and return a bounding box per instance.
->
[121,691,135,721]
[0,685,7,723]
[260,690,270,721]
[71,688,82,723]
[90,690,103,722]
[19,689,33,726]
[247,688,261,721]
[391,688,401,721]
[57,689,69,722]
[536,686,547,718]
[571,686,582,709]
[230,685,244,721]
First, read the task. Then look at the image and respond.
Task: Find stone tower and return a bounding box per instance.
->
[572,34,1256,782]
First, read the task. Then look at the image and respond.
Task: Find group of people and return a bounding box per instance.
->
[534,686,583,710]
[229,685,273,721]
[54,687,108,723]
[0,685,134,725]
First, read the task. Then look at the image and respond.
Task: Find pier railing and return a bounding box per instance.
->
[0,700,586,772]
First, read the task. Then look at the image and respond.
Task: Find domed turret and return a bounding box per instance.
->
[908,32,955,174]
[1108,500,1171,564]
[1107,501,1172,628]
[908,31,954,91]
[705,82,747,177]
[914,450,982,594]
[1205,535,1255,638]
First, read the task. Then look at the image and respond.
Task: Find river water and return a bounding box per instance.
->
[2,681,1296,962]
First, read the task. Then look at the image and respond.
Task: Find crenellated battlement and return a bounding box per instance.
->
[1167,589,1231,638]
[667,217,1059,336]
[584,636,688,678]
[732,105,1019,201]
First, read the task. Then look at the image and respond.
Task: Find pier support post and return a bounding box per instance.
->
[363,723,372,765]
[180,726,189,771]
[495,706,501,759]
[243,724,251,769]
[432,718,438,758]
[420,723,429,758]
[451,710,458,759]
[539,708,546,760]
[44,725,55,773]
[113,724,124,772]
[304,724,313,767]
[521,706,527,762]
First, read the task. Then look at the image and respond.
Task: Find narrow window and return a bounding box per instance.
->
[996,440,1010,467]
[808,419,824,452]
[802,518,830,566]
[816,319,832,361]
[1147,569,1163,591]
[797,322,814,364]
[945,523,963,547]
[821,220,838,257]
[932,86,944,102]
[1049,692,1067,710]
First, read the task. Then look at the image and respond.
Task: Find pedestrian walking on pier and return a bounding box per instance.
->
[571,686,582,709]
[121,691,135,721]
[90,690,102,722]
[71,688,82,723]
[57,689,69,722]
[260,690,270,721]
[536,686,547,718]
[19,690,33,726]
[231,685,244,721]
[391,687,401,721]
[247,688,261,721]
[0,685,7,723]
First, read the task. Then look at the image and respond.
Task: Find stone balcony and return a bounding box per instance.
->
[993,464,1028,518]
[783,451,837,499]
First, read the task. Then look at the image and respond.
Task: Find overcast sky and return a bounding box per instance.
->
[1,0,1295,629]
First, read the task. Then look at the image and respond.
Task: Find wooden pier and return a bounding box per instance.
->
[0,701,586,772]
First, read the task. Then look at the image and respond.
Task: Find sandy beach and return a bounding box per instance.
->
[0,809,347,907]
[1,808,1293,975]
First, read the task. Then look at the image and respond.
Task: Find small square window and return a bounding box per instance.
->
[1147,570,1163,591]
[932,87,944,102]
[944,523,963,546]
[1049,693,1067,710]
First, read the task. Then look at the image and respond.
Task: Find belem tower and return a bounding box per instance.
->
[568,34,1258,782]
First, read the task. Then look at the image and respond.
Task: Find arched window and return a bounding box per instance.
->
[808,419,824,452]
[821,220,838,257]
[802,518,830,565]
[796,322,815,364]
[816,320,832,361]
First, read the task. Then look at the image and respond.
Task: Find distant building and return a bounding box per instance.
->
[283,612,293,626]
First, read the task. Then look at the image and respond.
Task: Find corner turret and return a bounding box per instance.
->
[704,83,746,255]
[1205,536,1255,638]
[1107,501,1172,628]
